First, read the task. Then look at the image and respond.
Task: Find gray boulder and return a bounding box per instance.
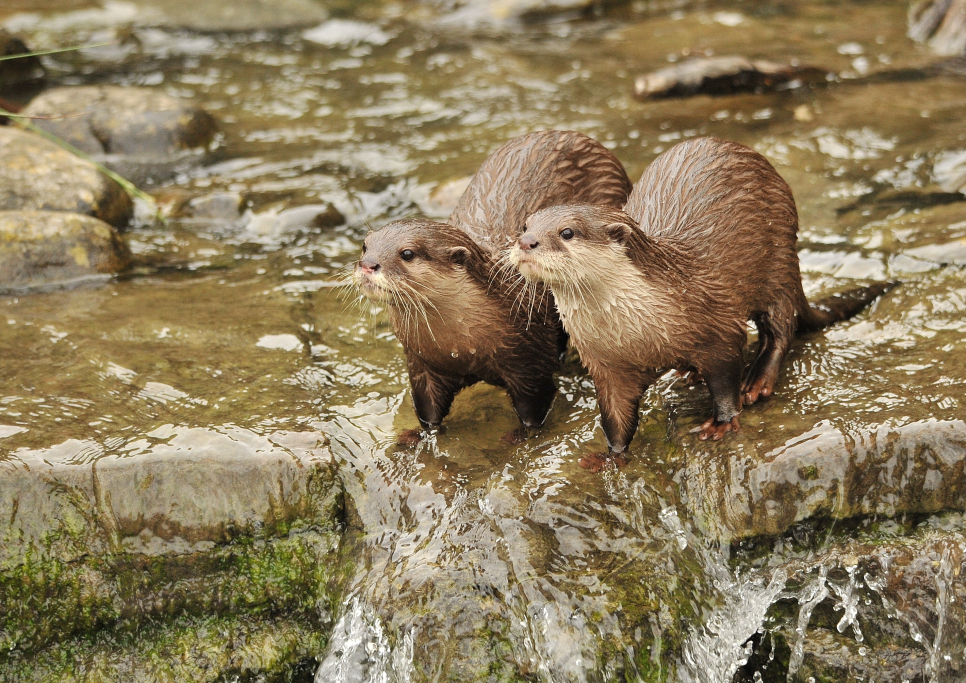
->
[0,127,133,228]
[21,86,217,185]
[0,211,131,290]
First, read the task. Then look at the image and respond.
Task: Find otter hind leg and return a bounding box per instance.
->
[693,352,744,441]
[741,309,795,406]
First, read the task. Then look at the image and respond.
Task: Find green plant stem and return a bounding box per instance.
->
[0,43,116,61]
[1,106,164,223]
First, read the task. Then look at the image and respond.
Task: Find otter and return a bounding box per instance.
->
[509,137,894,463]
[354,130,632,436]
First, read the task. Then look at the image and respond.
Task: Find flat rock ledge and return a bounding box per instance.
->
[0,427,346,681]
[680,418,966,541]
[0,211,130,291]
[0,127,133,228]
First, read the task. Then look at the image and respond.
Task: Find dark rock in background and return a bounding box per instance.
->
[0,29,44,96]
[0,127,132,228]
[634,56,829,100]
[0,210,130,290]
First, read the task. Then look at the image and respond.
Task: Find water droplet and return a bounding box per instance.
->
[451,351,459,358]
[469,348,476,354]
[858,647,867,656]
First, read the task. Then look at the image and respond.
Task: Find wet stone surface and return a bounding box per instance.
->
[21,86,217,186]
[0,426,344,675]
[0,210,130,291]
[0,127,132,228]
[1,0,966,681]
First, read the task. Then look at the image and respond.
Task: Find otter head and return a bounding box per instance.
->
[509,204,637,286]
[354,219,486,305]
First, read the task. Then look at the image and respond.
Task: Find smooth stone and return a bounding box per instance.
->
[21,86,217,159]
[634,56,828,100]
[0,210,130,290]
[242,203,346,242]
[0,127,133,228]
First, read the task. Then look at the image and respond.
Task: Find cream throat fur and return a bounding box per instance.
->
[520,240,683,370]
[388,268,502,357]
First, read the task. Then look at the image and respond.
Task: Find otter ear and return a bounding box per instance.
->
[449,246,470,266]
[605,222,630,244]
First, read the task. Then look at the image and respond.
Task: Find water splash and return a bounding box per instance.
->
[314,597,414,683]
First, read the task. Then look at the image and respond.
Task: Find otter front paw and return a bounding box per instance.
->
[691,416,740,441]
[396,428,424,447]
[501,427,533,445]
[578,452,629,473]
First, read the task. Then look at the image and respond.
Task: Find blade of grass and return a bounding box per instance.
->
[0,105,164,223]
[0,43,117,62]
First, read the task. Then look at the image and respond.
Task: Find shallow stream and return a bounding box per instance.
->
[2,0,966,680]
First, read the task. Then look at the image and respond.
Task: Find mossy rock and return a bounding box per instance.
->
[0,128,133,228]
[0,210,130,291]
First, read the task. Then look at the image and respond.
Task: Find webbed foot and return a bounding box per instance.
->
[691,416,741,441]
[396,428,424,447]
[578,452,629,473]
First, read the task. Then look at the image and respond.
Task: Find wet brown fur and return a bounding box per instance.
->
[355,130,632,431]
[513,137,894,453]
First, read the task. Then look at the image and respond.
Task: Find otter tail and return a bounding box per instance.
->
[797,281,899,333]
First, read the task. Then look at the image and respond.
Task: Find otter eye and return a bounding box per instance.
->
[560,228,575,240]
[362,244,368,254]
[400,249,415,262]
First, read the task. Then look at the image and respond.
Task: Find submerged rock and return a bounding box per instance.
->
[634,56,828,100]
[21,86,217,186]
[0,211,130,290]
[0,127,133,228]
[184,191,245,220]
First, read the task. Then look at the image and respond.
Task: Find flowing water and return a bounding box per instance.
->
[3,0,966,681]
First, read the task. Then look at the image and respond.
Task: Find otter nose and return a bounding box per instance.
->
[359,259,380,274]
[518,234,539,251]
